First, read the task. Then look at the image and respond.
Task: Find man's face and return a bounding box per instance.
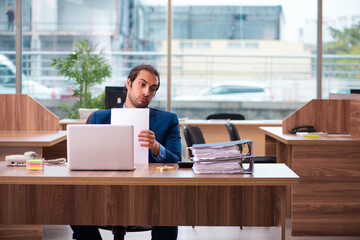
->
[125,70,159,108]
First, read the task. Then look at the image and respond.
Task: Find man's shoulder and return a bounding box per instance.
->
[93,109,111,117]
[91,109,111,124]
[150,108,177,118]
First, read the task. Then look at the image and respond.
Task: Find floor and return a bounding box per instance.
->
[43,220,360,240]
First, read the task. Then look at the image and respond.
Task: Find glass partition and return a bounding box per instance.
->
[323,0,360,98]
[170,0,317,120]
[4,0,359,120]
[18,0,167,117]
[0,0,16,95]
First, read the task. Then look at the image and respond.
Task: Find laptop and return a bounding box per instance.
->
[67,124,135,170]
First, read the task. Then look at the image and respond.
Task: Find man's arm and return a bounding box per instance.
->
[158,113,181,163]
[141,111,181,163]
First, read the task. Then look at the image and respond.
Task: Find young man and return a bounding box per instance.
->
[71,64,181,240]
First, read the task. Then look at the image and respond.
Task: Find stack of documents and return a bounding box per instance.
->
[189,140,254,174]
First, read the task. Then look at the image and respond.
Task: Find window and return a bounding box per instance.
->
[171,0,317,119]
[244,43,259,49]
[180,42,193,49]
[227,43,242,49]
[0,63,15,84]
[16,0,167,111]
[196,42,210,49]
[3,0,360,120]
[322,0,360,98]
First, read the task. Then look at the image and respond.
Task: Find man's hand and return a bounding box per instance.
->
[138,130,160,156]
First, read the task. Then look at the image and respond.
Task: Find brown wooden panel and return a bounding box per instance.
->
[292,145,360,177]
[198,125,229,143]
[196,186,231,226]
[264,135,276,156]
[0,185,198,226]
[282,99,352,134]
[197,186,275,226]
[231,186,275,227]
[293,182,360,203]
[350,100,360,137]
[273,141,293,217]
[292,203,360,221]
[0,184,128,225]
[0,184,280,227]
[0,94,58,131]
[131,185,197,226]
[0,225,42,240]
[42,140,67,160]
[292,220,360,236]
[290,143,360,236]
[276,141,292,168]
[264,137,292,218]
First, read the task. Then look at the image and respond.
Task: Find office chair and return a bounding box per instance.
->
[224,123,276,164]
[86,111,95,124]
[206,113,245,120]
[225,122,242,152]
[183,125,206,159]
[225,122,240,141]
[76,112,152,240]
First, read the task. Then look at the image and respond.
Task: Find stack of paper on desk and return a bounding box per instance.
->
[189,140,254,174]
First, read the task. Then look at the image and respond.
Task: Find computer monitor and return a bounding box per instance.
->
[105,86,126,109]
[350,89,360,94]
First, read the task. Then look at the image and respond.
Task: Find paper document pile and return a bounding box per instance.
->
[189,139,254,174]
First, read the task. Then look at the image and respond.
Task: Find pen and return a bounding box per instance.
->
[302,134,319,138]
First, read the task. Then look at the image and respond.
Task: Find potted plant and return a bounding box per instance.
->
[51,39,112,119]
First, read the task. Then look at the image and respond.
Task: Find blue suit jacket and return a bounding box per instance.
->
[90,108,181,163]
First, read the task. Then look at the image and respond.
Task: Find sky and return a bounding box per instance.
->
[142,0,360,43]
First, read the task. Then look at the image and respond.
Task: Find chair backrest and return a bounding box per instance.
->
[224,123,242,152]
[206,113,245,120]
[224,123,276,163]
[183,125,206,159]
[225,123,240,141]
[86,111,95,124]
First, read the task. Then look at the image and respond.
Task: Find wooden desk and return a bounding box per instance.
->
[261,126,360,236]
[59,119,86,130]
[0,163,298,240]
[0,131,67,161]
[179,120,282,156]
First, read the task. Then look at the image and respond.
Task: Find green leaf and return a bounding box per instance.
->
[50,39,112,118]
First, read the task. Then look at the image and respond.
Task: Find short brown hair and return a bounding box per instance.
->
[125,64,160,94]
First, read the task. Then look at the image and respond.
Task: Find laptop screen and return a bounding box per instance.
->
[67,125,134,170]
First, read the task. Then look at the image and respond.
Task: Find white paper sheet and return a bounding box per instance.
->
[111,108,149,164]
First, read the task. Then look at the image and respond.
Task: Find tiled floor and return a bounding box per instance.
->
[43,221,360,240]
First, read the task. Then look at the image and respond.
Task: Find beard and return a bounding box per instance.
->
[128,94,149,108]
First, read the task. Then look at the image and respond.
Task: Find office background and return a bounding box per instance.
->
[0,0,359,120]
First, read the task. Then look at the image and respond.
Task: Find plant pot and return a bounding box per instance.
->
[78,108,99,120]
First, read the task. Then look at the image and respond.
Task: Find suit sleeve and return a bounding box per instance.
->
[161,113,181,163]
[90,110,111,124]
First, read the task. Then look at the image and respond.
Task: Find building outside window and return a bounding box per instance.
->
[0,0,359,120]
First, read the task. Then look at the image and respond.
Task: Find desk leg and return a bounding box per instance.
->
[280,186,286,240]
